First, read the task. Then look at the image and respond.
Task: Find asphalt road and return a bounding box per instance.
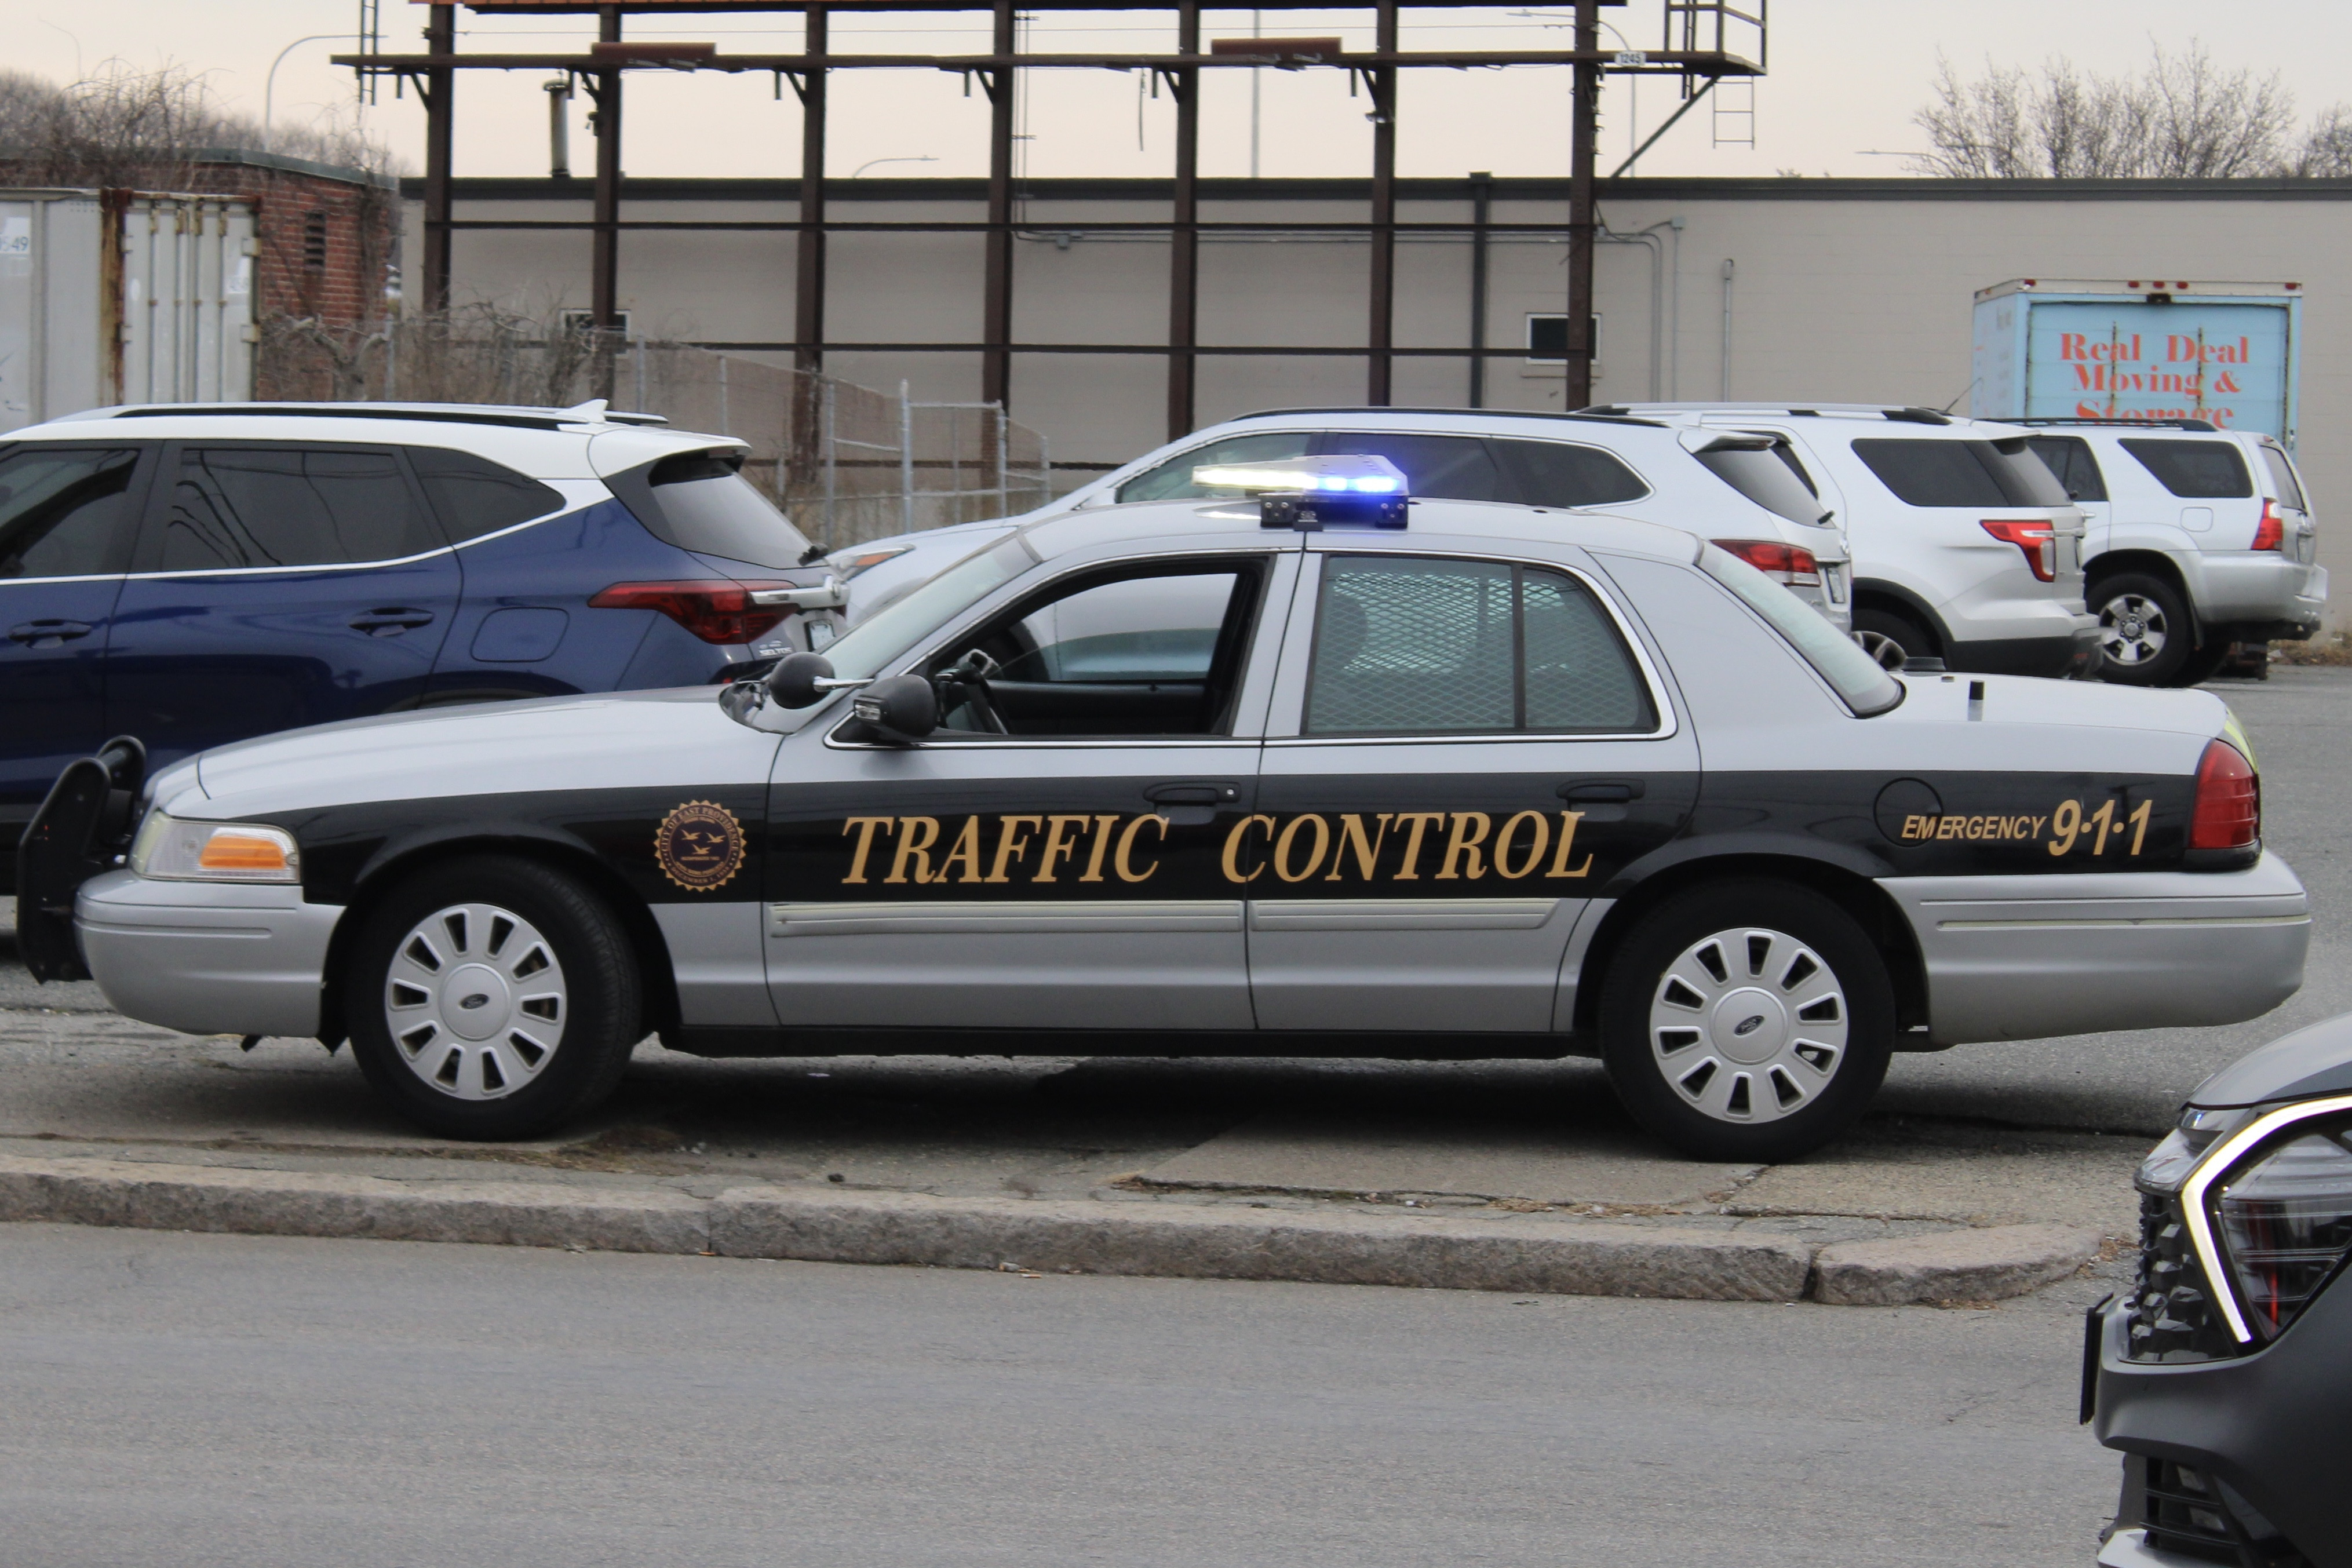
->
[0,1221,2118,1568]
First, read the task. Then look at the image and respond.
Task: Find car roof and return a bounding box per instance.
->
[1012,493,1708,569]
[8,400,748,481]
[1199,406,1675,439]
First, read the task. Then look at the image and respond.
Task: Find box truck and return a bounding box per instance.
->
[1971,279,2300,450]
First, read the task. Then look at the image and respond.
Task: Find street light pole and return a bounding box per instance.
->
[265,34,351,141]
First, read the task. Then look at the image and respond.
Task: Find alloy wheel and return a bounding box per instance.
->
[2099,592,2171,668]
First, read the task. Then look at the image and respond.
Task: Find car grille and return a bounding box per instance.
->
[2142,1460,2310,1567]
[2125,1192,2238,1362]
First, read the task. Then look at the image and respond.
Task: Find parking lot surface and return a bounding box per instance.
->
[2,666,2343,1251]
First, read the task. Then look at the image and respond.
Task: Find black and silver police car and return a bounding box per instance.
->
[18,455,2309,1154]
[2090,1012,2352,1568]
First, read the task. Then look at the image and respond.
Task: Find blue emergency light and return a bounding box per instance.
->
[1188,454,1411,530]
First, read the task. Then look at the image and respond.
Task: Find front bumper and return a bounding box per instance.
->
[2091,1285,2352,1568]
[1876,851,2307,1045]
[75,870,342,1038]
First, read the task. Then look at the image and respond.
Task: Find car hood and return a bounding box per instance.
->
[184,688,781,817]
[2190,1013,2352,1109]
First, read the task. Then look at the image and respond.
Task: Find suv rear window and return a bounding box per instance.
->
[639,451,815,570]
[2022,435,2108,502]
[1690,438,1830,525]
[2259,446,2307,512]
[1851,438,2071,509]
[2120,439,2253,499]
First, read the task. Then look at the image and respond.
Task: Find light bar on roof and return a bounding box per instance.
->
[1189,453,1408,496]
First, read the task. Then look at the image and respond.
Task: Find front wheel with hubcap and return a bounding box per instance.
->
[347,856,643,1140]
[2093,574,2194,686]
[1599,881,1895,1162]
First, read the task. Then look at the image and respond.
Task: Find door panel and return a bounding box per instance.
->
[1249,548,1699,1033]
[108,444,461,769]
[0,444,149,821]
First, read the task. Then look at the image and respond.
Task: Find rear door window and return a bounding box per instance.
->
[2022,435,2108,502]
[152,446,443,570]
[409,447,566,541]
[1492,438,1649,508]
[2120,439,2253,499]
[0,447,145,578]
[2259,446,2308,512]
[1850,438,2070,508]
[639,451,816,570]
[1312,432,1507,503]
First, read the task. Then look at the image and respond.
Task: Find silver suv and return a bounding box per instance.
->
[2016,420,2325,686]
[1595,404,2101,678]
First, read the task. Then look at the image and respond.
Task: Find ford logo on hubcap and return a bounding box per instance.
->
[1733,1015,1767,1036]
[459,993,491,1011]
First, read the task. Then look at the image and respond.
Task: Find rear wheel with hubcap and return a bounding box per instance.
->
[2093,573,2194,687]
[1599,881,1895,1162]
[347,856,642,1140]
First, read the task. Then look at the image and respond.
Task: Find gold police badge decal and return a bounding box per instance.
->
[655,801,746,892]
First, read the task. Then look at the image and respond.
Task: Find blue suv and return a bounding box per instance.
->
[1,402,842,881]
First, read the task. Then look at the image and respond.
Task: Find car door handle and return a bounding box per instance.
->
[9,619,93,646]
[1558,779,1642,803]
[348,607,436,636]
[1144,781,1244,805]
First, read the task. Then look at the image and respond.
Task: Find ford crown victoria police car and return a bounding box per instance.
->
[19,461,2308,1155]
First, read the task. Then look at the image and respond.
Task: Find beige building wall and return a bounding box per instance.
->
[410,177,2352,621]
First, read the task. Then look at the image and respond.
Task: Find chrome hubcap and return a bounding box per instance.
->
[383,902,566,1100]
[1649,926,1848,1124]
[2099,593,2169,666]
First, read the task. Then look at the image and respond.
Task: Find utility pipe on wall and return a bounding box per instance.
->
[1719,257,1735,400]
[545,78,572,178]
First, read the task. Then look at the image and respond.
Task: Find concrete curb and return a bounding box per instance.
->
[1811,1223,2104,1306]
[0,1154,2092,1306]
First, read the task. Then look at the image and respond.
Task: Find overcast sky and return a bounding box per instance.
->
[12,1,2350,182]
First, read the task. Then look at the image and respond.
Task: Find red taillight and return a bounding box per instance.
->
[1980,519,2056,582]
[1713,539,1821,586]
[2190,738,2260,851]
[588,581,791,644]
[2252,499,2285,552]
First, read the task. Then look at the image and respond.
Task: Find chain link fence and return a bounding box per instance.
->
[260,311,1053,548]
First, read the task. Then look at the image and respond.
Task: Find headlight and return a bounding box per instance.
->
[129,812,301,883]
[2212,1124,2352,1343]
[2177,1095,2352,1344]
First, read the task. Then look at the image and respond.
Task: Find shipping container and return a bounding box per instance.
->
[0,188,257,433]
[1971,279,2302,450]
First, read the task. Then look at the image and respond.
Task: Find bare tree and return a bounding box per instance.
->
[0,59,400,185]
[1913,41,2339,178]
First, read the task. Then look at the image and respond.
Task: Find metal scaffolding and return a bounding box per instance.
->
[344,1,1763,433]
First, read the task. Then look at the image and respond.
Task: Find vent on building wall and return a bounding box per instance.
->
[302,212,327,272]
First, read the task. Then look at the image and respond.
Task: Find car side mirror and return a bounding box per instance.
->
[768,651,839,708]
[843,674,939,745]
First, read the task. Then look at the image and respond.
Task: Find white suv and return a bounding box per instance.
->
[2015,420,2325,686]
[1593,403,2101,678]
[830,408,1853,632]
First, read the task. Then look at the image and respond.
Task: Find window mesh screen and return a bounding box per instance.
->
[1524,572,1653,730]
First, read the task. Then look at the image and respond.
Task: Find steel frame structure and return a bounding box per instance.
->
[346,1,1762,431]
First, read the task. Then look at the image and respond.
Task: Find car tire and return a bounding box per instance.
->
[1852,607,1937,666]
[2092,574,2194,687]
[346,855,643,1140]
[2172,637,2235,688]
[1598,880,1895,1162]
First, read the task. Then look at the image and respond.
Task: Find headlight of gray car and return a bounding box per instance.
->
[128,812,302,884]
[2167,1097,2352,1345]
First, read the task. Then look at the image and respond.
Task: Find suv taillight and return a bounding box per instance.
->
[2252,499,2285,552]
[1713,539,1821,586]
[1979,519,2056,582]
[589,581,792,644]
[2190,738,2260,851]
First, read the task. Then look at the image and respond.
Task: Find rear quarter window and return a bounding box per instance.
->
[2120,439,2253,499]
[1492,438,1649,508]
[1850,437,2070,509]
[408,447,566,542]
[2022,435,2107,502]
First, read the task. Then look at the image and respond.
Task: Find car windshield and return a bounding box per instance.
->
[818,535,1039,681]
[1699,544,1904,716]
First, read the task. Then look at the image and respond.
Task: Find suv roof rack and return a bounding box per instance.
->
[96,400,672,432]
[2008,416,2220,432]
[1239,405,1667,429]
[1584,402,1955,426]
